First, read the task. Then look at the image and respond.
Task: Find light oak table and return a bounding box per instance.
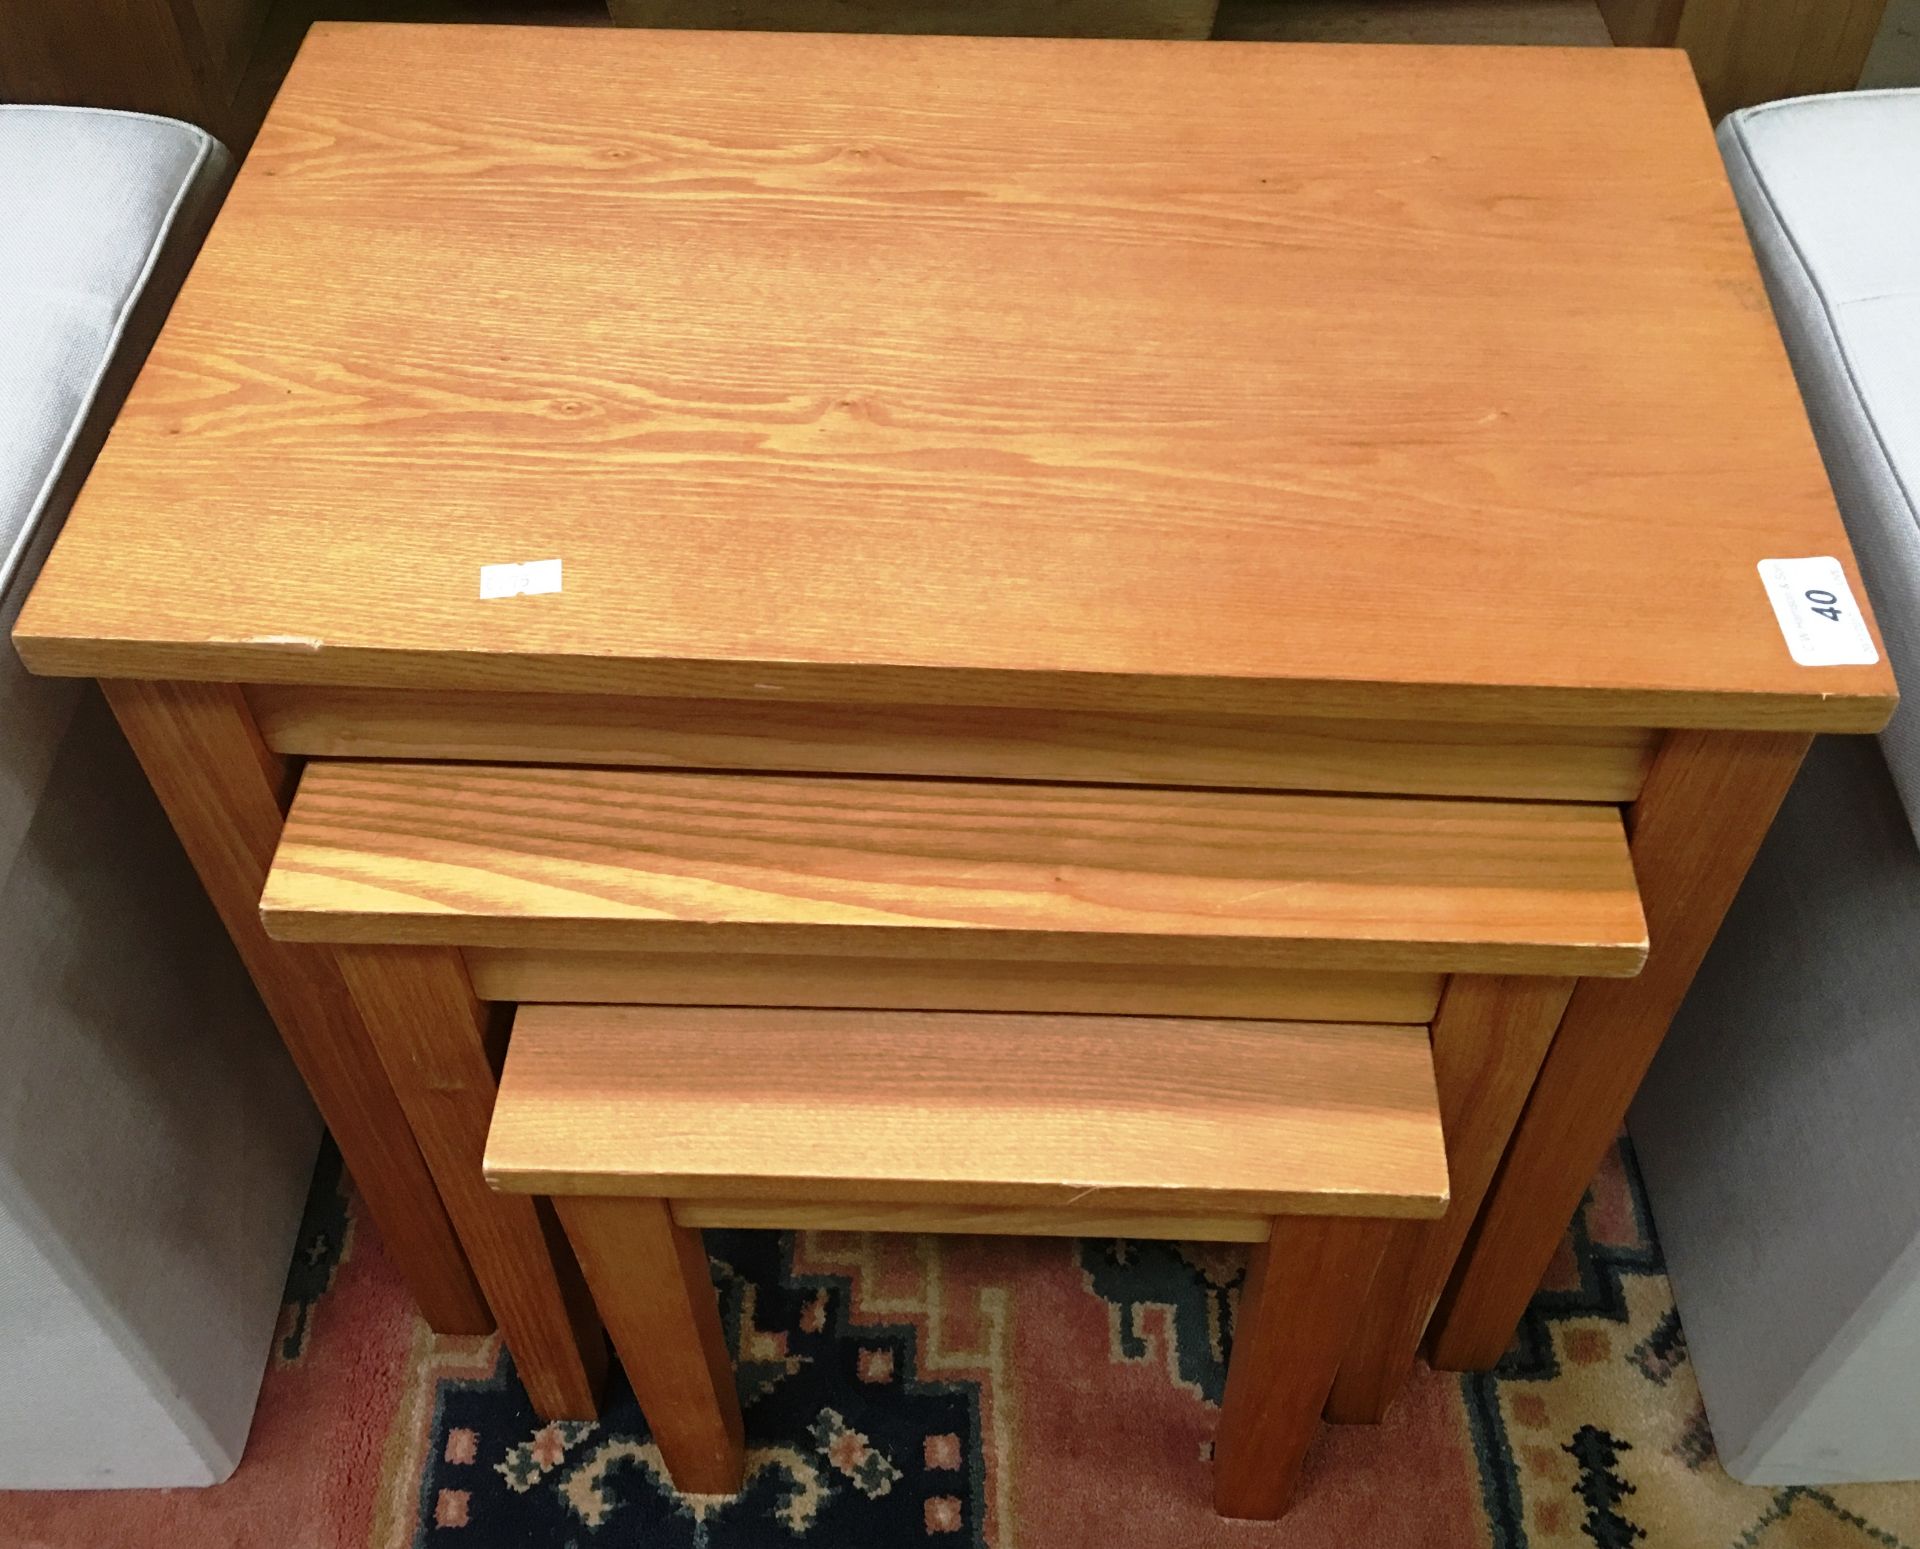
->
[12,25,1896,1442]
[481,1005,1453,1516]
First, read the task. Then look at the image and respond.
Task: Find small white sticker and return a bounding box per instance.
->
[1758,557,1878,667]
[479,558,563,600]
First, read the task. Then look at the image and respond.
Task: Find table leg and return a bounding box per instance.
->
[103,678,489,1334]
[1214,1216,1391,1520]
[553,1195,746,1496]
[1325,974,1574,1422]
[1426,728,1810,1371]
[334,946,608,1419]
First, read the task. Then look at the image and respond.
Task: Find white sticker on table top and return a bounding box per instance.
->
[1758,557,1878,667]
[479,558,563,600]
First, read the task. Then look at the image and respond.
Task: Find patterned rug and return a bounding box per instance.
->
[6,1138,1920,1549]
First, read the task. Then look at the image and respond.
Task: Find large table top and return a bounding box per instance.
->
[15,26,1895,728]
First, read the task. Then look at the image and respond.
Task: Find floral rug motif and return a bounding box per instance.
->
[9,1137,1920,1549]
[412,1230,985,1546]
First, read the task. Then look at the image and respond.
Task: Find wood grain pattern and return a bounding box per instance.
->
[1324,973,1574,1422]
[1673,0,1891,117]
[1428,729,1812,1370]
[485,1007,1451,1219]
[609,0,1216,38]
[246,686,1658,801]
[1213,1217,1394,1518]
[332,944,607,1419]
[465,947,1442,1023]
[261,763,1648,977]
[552,1196,745,1496]
[101,679,490,1335]
[670,1199,1272,1241]
[12,29,1894,733]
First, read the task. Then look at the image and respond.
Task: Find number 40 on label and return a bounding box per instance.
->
[1756,557,1878,668]
[1805,587,1845,624]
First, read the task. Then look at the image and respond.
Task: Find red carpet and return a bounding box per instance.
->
[6,1138,1920,1547]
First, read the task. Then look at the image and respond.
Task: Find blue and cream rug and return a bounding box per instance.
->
[6,1137,1916,1548]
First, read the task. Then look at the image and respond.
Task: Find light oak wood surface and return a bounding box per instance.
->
[465,947,1442,1022]
[247,687,1658,802]
[485,1006,1451,1218]
[13,28,1894,732]
[1428,728,1811,1368]
[261,762,1648,976]
[102,680,490,1335]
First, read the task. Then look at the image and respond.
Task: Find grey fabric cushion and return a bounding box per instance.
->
[0,107,228,882]
[1720,92,1920,838]
[0,113,314,1490]
[0,106,229,613]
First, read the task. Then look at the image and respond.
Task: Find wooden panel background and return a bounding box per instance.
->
[608,0,1216,37]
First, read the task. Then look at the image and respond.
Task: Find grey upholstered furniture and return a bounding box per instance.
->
[1631,89,1920,1485]
[0,106,319,1487]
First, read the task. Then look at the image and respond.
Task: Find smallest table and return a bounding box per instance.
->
[12,21,1894,1497]
[487,1004,1451,1517]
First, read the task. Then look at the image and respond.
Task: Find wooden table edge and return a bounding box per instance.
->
[8,638,1898,734]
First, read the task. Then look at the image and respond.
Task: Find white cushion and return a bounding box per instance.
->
[0,109,319,1491]
[0,106,227,884]
[0,106,227,608]
[1720,92,1920,835]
